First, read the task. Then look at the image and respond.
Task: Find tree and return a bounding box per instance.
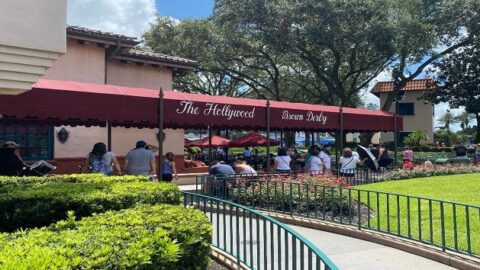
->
[143,17,250,97]
[403,130,428,148]
[381,0,480,112]
[425,38,480,142]
[214,0,396,107]
[455,111,475,131]
[437,110,458,130]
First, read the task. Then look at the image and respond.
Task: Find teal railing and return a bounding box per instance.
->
[182,192,339,270]
[195,176,480,259]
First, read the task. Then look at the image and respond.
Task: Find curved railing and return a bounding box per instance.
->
[195,175,480,259]
[182,192,339,270]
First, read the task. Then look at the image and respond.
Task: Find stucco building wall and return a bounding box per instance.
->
[106,60,172,90]
[43,39,105,84]
[37,37,184,172]
[379,91,434,143]
[0,0,66,94]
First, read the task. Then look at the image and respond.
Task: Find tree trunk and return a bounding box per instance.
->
[305,132,310,147]
[284,131,296,148]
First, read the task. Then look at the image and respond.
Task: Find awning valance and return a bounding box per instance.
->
[0,79,402,132]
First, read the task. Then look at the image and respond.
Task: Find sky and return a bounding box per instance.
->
[67,0,465,131]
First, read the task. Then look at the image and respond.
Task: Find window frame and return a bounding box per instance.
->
[0,125,54,161]
[397,102,415,116]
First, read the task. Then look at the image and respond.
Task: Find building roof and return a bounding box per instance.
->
[371,79,436,96]
[67,26,139,46]
[66,26,197,70]
[116,49,197,69]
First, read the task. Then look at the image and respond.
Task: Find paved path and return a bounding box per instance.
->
[291,225,455,270]
[179,184,455,270]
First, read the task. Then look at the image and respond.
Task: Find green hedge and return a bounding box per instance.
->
[0,204,211,269]
[0,180,181,232]
[0,174,149,186]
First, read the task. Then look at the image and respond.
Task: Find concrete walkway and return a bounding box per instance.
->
[179,184,455,270]
[291,225,455,270]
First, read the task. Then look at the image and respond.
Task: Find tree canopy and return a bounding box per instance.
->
[426,38,480,142]
[143,0,480,138]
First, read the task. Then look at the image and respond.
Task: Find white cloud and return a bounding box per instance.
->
[67,0,157,40]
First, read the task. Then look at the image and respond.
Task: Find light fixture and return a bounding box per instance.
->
[157,131,166,142]
[57,127,69,143]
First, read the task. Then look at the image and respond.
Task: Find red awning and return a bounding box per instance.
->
[229,132,279,147]
[0,79,402,132]
[187,135,231,148]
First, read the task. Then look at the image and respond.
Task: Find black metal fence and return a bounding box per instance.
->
[182,191,339,270]
[195,176,480,259]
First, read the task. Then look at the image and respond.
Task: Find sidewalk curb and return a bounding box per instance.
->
[211,246,249,270]
[265,212,480,270]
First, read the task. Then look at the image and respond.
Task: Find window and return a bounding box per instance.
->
[0,125,53,160]
[397,103,415,115]
[398,132,412,147]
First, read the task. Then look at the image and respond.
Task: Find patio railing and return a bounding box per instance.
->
[182,191,339,270]
[195,176,480,259]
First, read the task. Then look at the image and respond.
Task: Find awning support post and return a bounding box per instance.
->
[394,100,398,168]
[340,106,344,151]
[266,100,271,172]
[107,120,112,151]
[158,87,164,179]
[208,125,212,167]
[280,128,284,148]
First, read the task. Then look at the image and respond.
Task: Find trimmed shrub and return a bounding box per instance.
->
[0,180,181,232]
[0,204,211,269]
[0,174,149,186]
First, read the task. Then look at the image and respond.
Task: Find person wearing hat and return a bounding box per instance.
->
[0,141,27,176]
[123,140,157,176]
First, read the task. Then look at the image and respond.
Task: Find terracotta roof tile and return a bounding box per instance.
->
[67,26,139,45]
[117,49,197,67]
[371,79,436,96]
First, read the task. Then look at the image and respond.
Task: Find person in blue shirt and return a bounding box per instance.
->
[162,152,178,182]
[209,159,235,176]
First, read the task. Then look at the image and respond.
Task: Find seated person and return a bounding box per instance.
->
[402,158,414,170]
[234,158,257,176]
[209,159,235,176]
[0,141,27,176]
[452,142,467,159]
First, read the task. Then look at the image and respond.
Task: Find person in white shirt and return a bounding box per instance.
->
[319,144,332,173]
[309,148,323,175]
[274,148,291,173]
[339,147,367,177]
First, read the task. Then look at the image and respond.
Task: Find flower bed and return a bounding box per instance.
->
[378,164,480,181]
[0,204,211,269]
[229,173,354,215]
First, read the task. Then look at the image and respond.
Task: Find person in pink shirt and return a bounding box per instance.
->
[403,146,414,169]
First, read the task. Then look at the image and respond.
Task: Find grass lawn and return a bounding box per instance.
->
[353,174,480,257]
